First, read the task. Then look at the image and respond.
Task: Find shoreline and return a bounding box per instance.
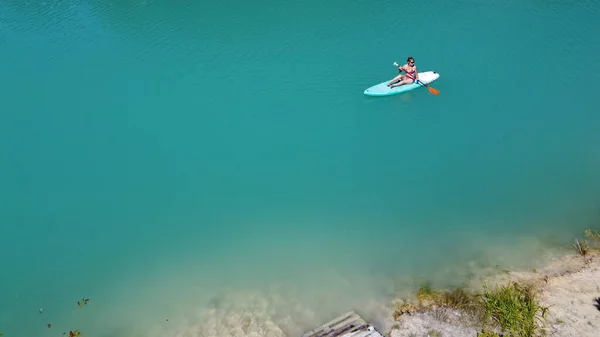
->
[378,229,600,337]
[2,231,598,337]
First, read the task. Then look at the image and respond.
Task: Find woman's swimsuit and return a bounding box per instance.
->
[403,66,416,82]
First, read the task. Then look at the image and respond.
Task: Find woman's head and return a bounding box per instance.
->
[407,56,415,65]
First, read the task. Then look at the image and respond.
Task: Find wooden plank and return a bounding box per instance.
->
[302,311,385,337]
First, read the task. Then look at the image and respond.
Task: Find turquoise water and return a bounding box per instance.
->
[1,0,600,336]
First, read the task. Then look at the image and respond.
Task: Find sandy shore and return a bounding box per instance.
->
[141,238,600,337]
[521,251,600,337]
[387,249,600,337]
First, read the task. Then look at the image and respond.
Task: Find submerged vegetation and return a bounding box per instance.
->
[415,282,479,312]
[0,297,90,337]
[77,297,91,308]
[584,228,600,246]
[62,330,83,337]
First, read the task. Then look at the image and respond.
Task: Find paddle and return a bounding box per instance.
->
[393,62,440,95]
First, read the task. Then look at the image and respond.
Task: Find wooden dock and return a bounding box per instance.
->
[301,311,385,337]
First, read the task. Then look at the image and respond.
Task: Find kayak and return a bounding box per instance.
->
[363,71,440,97]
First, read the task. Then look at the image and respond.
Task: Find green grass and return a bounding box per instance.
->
[441,288,478,311]
[479,282,548,337]
[476,328,502,337]
[427,329,442,337]
[416,283,479,313]
[584,229,600,247]
[395,281,549,336]
[572,239,589,256]
[417,282,439,302]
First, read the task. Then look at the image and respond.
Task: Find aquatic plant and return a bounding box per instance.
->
[584,229,600,247]
[442,288,479,313]
[393,302,420,319]
[395,283,479,318]
[418,283,479,312]
[417,282,441,303]
[77,298,90,308]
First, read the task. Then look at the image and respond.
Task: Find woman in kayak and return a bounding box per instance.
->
[387,56,418,87]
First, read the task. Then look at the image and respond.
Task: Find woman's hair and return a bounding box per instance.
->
[407,56,415,62]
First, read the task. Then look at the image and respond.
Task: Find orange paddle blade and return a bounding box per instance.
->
[427,86,440,95]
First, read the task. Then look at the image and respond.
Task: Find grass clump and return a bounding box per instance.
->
[427,329,442,337]
[441,287,478,311]
[584,229,600,247]
[569,227,600,257]
[394,279,550,337]
[480,282,548,337]
[393,282,444,319]
[476,328,502,337]
[418,283,479,313]
[417,282,441,303]
[393,302,420,320]
[396,283,482,319]
[394,282,549,336]
[572,239,589,256]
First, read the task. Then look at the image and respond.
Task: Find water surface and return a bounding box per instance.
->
[1,0,600,336]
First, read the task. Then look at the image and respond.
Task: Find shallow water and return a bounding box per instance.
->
[1,0,600,336]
